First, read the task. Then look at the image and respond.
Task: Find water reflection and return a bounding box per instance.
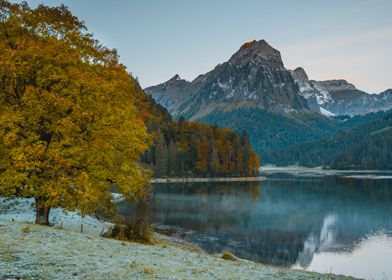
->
[117,173,392,279]
[300,232,392,279]
[296,214,338,267]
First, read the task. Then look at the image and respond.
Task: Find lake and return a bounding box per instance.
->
[119,169,392,280]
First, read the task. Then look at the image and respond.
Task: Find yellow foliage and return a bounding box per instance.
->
[0,1,151,218]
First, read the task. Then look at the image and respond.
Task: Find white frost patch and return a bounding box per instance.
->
[0,220,347,280]
[0,198,354,279]
[0,197,110,236]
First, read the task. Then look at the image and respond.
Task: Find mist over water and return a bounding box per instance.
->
[118,171,392,279]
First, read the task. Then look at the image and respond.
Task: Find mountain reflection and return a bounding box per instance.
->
[117,174,392,268]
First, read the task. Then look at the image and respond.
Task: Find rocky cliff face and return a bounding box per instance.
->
[290,67,328,113]
[290,67,392,116]
[144,74,191,117]
[146,40,310,120]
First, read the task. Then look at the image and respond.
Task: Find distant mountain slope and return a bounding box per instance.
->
[268,110,392,169]
[200,109,338,159]
[291,67,392,116]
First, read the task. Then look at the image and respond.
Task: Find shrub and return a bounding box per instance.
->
[222,251,237,261]
[22,226,31,234]
[107,222,153,244]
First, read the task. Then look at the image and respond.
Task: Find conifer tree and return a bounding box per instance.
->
[154,130,168,177]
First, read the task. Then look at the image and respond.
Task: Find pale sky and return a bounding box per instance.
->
[11,0,392,93]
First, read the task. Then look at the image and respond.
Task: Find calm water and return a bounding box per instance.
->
[119,171,392,280]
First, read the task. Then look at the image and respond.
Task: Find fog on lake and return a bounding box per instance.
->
[118,171,392,280]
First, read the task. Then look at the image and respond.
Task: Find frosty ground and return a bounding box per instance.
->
[0,198,358,280]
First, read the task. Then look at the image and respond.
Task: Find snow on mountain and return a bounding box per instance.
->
[290,67,392,116]
[320,107,335,117]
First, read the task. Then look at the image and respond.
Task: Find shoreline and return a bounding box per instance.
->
[0,197,357,279]
[151,176,266,183]
[0,220,357,280]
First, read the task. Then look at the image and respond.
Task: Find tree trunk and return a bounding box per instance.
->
[35,197,51,225]
[35,201,44,224]
[43,206,51,225]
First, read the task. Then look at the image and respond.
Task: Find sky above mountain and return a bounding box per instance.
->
[13,0,391,93]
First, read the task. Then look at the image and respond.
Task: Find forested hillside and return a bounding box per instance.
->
[129,84,260,177]
[202,109,337,158]
[201,108,391,164]
[268,110,392,169]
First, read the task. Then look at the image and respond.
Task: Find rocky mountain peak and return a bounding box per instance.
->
[160,74,187,90]
[291,67,309,83]
[167,74,182,82]
[229,39,284,68]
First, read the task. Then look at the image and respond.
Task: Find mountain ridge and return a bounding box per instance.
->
[147,40,391,118]
[291,67,392,116]
[146,39,310,120]
[145,39,392,163]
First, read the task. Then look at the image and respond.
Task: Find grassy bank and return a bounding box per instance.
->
[0,198,359,280]
[0,221,359,280]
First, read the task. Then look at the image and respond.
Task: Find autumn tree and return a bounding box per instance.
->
[0,1,151,224]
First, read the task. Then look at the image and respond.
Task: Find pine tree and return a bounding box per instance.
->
[155,130,168,177]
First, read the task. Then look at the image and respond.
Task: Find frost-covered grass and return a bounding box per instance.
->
[0,198,359,280]
[0,197,110,236]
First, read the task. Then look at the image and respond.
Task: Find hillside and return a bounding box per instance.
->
[268,110,392,169]
[201,108,390,162]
